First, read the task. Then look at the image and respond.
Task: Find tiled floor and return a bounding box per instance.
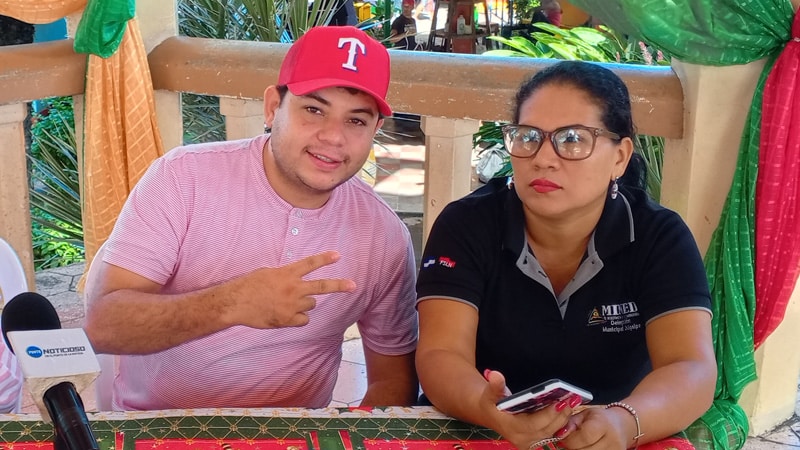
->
[330,339,368,407]
[374,144,426,213]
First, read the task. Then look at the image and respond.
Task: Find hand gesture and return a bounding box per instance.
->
[226,251,356,329]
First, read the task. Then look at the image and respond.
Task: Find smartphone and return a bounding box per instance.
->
[496,379,593,414]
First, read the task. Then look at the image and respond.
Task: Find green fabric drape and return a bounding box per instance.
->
[569,1,792,64]
[566,1,795,449]
[691,55,778,449]
[74,0,134,57]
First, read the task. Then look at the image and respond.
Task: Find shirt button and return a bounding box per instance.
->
[294,211,303,218]
[287,251,293,258]
[291,227,299,236]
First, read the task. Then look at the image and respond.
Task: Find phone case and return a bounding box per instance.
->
[495,379,593,414]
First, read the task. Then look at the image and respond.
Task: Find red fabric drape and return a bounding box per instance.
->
[754,11,800,348]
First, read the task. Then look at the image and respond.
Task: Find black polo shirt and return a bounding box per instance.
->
[416,178,711,404]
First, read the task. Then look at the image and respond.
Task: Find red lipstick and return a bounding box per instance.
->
[530,178,561,193]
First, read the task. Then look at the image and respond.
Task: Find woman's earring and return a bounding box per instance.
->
[610,177,619,200]
[507,176,514,190]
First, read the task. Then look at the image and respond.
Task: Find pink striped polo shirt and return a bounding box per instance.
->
[103,134,417,410]
[0,342,22,413]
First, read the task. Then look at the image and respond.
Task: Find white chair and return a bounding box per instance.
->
[0,238,28,305]
[83,241,118,411]
[0,237,28,412]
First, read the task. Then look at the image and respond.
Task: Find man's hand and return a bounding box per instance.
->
[225,251,356,328]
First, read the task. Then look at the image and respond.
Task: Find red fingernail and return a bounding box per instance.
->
[555,426,569,438]
[555,400,567,412]
[569,394,582,408]
[483,369,491,380]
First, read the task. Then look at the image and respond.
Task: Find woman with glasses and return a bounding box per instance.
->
[415,61,716,449]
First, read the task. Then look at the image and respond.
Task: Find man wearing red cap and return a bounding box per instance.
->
[85,26,418,411]
[389,0,418,50]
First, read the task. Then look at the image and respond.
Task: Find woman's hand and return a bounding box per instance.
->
[483,370,578,449]
[558,406,634,449]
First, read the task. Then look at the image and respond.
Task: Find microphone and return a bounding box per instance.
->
[2,292,100,450]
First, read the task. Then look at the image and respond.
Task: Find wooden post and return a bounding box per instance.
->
[0,103,35,289]
[420,116,480,242]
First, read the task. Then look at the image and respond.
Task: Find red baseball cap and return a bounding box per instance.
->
[279,26,393,116]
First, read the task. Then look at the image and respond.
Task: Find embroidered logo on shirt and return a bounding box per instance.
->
[422,256,457,269]
[587,302,642,333]
[438,257,456,268]
[587,308,605,325]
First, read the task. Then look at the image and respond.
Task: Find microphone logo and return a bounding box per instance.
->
[23,345,88,358]
[26,346,44,358]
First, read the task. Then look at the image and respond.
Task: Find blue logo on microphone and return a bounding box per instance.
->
[26,346,43,358]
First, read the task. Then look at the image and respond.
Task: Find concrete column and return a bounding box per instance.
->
[219,98,265,140]
[662,59,765,255]
[73,94,84,199]
[154,91,183,152]
[664,58,800,435]
[741,279,800,434]
[137,0,179,54]
[139,0,182,152]
[66,15,84,209]
[0,103,35,289]
[420,117,480,241]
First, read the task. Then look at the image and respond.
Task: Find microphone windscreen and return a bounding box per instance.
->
[1,292,62,352]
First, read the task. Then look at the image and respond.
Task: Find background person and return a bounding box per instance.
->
[412,0,430,20]
[415,61,716,449]
[531,0,562,26]
[389,0,418,50]
[84,26,418,411]
[329,0,359,25]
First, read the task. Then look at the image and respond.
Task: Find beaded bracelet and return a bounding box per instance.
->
[527,436,562,449]
[605,401,644,448]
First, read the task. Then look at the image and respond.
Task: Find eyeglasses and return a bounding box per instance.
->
[501,124,621,161]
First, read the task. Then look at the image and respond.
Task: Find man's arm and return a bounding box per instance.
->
[387,18,415,44]
[387,30,403,44]
[359,345,418,406]
[84,251,355,355]
[85,261,235,355]
[356,218,418,407]
[387,19,402,43]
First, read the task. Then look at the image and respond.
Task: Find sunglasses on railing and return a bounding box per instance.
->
[501,124,621,161]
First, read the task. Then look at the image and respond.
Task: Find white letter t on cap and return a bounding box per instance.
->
[338,37,367,71]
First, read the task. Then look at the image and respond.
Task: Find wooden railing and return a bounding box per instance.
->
[145,37,683,136]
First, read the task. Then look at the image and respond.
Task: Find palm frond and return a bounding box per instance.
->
[27,102,85,269]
